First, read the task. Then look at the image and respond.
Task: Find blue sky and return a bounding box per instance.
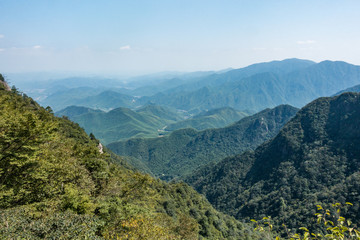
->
[1,0,360,74]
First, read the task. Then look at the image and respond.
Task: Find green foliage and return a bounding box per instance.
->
[252,203,360,240]
[61,184,96,214]
[0,206,103,239]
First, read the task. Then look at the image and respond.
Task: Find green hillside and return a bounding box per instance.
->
[56,105,184,144]
[165,107,248,131]
[0,79,261,239]
[108,105,298,180]
[186,92,360,232]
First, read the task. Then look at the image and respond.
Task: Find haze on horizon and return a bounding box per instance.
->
[1,0,360,75]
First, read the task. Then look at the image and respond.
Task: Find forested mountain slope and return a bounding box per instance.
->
[186,92,360,231]
[108,104,298,180]
[0,77,260,239]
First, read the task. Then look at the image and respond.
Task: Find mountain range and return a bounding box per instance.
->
[34,59,360,116]
[143,60,360,112]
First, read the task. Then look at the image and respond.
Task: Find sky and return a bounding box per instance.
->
[1,0,360,75]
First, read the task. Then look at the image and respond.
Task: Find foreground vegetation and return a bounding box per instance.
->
[252,203,360,239]
[0,77,259,239]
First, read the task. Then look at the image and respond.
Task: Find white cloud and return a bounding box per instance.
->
[0,34,4,39]
[297,40,316,45]
[0,48,4,52]
[119,45,131,50]
[33,45,42,49]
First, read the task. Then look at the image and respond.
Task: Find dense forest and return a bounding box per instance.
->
[0,76,263,239]
[186,92,360,233]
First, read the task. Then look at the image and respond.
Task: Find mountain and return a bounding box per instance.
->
[165,107,248,131]
[55,105,104,118]
[70,90,138,111]
[143,60,360,113]
[107,104,298,180]
[136,104,185,122]
[154,58,316,96]
[15,59,360,115]
[185,92,360,231]
[42,89,138,112]
[123,70,217,96]
[39,87,106,111]
[333,83,360,96]
[56,105,184,144]
[18,71,216,110]
[0,82,262,239]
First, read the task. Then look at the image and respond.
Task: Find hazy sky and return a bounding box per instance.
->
[1,0,360,74]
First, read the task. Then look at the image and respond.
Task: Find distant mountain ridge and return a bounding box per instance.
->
[56,105,184,144]
[107,104,298,180]
[142,60,360,112]
[185,92,360,230]
[31,59,360,115]
[165,107,248,131]
[153,58,316,95]
[333,83,360,96]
